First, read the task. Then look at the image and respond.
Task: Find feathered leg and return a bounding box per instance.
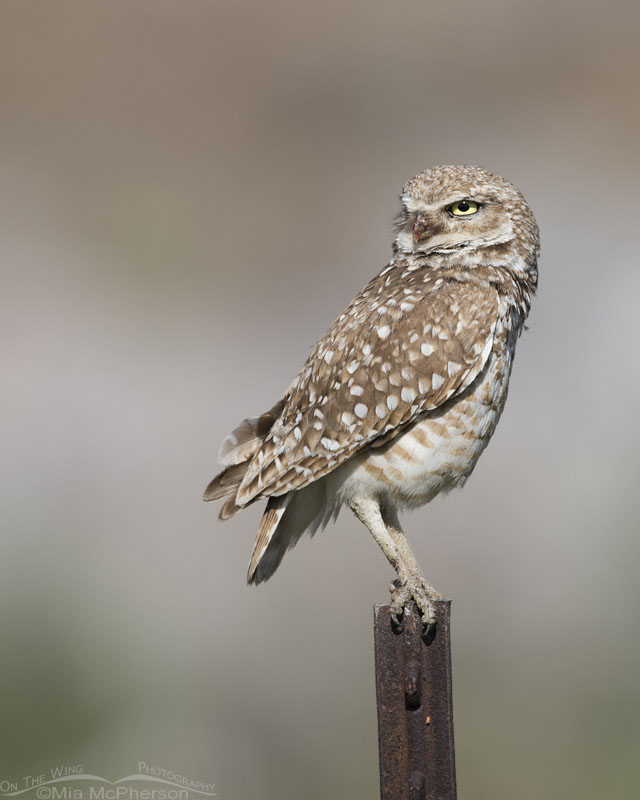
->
[381,504,441,627]
[349,497,440,632]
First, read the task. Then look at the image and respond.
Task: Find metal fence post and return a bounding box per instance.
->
[373,600,457,800]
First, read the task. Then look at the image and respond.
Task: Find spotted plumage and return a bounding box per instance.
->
[204,165,539,628]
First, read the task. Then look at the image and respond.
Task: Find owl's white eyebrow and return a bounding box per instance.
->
[441,195,477,206]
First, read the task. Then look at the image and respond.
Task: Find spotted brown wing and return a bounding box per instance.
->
[236,272,499,506]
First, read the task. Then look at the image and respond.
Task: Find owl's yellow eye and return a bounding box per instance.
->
[449,200,479,216]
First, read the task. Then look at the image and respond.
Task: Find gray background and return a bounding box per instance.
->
[2,1,639,798]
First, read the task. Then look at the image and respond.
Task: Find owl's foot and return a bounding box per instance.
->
[389,573,442,639]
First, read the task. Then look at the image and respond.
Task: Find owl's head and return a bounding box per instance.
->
[394,165,539,285]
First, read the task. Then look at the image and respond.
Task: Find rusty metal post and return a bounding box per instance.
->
[374,600,457,800]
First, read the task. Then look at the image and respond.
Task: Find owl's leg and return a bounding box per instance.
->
[382,505,441,593]
[349,497,439,631]
[381,504,442,630]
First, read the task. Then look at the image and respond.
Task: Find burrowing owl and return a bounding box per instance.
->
[204,165,539,633]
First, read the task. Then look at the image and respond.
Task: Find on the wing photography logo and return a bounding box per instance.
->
[0,763,216,800]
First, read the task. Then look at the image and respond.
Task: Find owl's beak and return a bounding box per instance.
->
[412,214,430,246]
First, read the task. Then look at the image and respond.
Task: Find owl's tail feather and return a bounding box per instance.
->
[206,402,327,576]
[203,399,286,517]
[247,481,327,585]
[216,400,285,467]
[203,461,257,520]
[203,463,247,502]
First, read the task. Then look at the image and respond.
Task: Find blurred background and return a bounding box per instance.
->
[1,1,639,798]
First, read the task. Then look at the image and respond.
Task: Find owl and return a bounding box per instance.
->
[204,165,539,634]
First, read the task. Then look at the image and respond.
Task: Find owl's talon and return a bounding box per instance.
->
[422,621,437,646]
[389,571,440,631]
[390,610,404,632]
